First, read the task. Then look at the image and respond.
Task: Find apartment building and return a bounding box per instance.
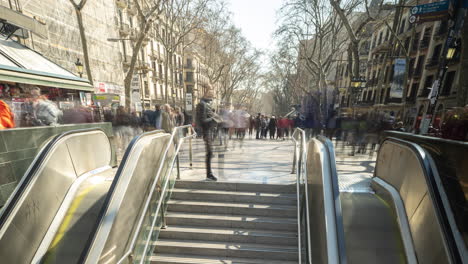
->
[337,0,466,129]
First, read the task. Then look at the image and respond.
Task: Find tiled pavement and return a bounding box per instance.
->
[178,137,377,189]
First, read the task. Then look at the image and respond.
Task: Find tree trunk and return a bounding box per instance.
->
[124,23,150,110]
[164,51,169,103]
[75,9,93,85]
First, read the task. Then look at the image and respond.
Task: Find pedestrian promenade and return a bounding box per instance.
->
[179,137,377,188]
[179,138,296,184]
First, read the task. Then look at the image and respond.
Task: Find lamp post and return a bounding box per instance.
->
[75,58,83,78]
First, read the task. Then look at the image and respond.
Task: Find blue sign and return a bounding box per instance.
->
[410,0,449,15]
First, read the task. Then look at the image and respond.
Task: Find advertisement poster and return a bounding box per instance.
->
[390,59,406,98]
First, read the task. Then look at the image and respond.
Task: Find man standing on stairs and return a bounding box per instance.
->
[196,87,222,181]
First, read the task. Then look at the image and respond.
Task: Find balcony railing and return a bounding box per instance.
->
[425,59,439,70]
[418,88,431,97]
[419,39,430,50]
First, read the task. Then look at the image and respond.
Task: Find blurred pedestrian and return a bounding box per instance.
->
[161,104,174,133]
[30,87,62,126]
[255,113,261,139]
[268,116,277,139]
[0,100,14,129]
[196,89,221,181]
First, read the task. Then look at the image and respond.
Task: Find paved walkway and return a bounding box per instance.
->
[333,140,377,193]
[179,138,296,184]
[178,137,377,189]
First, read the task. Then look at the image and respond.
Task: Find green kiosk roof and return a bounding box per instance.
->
[0,38,92,91]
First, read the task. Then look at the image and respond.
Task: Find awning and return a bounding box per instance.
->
[0,38,92,91]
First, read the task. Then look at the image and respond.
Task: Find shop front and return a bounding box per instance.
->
[0,38,93,127]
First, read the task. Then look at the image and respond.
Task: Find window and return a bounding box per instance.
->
[378,31,383,45]
[187,58,193,68]
[420,75,434,97]
[441,71,456,96]
[432,44,442,60]
[408,82,419,101]
[414,55,425,76]
[399,19,406,34]
[408,58,415,78]
[186,72,194,82]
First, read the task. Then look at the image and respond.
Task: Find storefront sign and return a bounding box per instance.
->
[409,0,450,23]
[390,59,406,98]
[427,80,440,104]
[186,93,193,111]
[94,82,123,94]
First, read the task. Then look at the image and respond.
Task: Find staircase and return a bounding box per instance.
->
[151,180,298,264]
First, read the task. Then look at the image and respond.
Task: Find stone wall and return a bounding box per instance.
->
[0,122,114,206]
[0,0,124,89]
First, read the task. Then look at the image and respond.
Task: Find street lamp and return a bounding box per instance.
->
[446,46,456,60]
[75,58,83,78]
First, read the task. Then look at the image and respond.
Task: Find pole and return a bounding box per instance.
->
[420,1,467,134]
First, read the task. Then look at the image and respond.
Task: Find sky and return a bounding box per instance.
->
[226,0,285,53]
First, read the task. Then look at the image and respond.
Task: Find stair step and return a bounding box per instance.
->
[159,226,297,245]
[150,253,297,264]
[167,200,296,217]
[171,188,297,205]
[165,212,297,231]
[154,239,298,261]
[175,181,296,193]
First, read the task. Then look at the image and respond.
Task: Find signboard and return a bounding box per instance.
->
[390,59,406,98]
[94,82,123,94]
[427,80,440,104]
[185,93,193,111]
[130,74,140,91]
[409,0,450,24]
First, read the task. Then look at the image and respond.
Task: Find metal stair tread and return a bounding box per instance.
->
[174,181,296,193]
[171,188,297,198]
[149,253,297,264]
[159,225,297,237]
[154,239,297,252]
[167,200,296,210]
[165,212,297,223]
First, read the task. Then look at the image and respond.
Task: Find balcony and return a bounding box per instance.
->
[184,64,194,70]
[418,88,431,98]
[116,0,127,9]
[373,42,391,54]
[127,4,137,16]
[122,55,132,67]
[149,52,160,61]
[425,58,439,70]
[136,62,151,72]
[419,39,430,51]
[119,23,131,37]
[185,78,195,84]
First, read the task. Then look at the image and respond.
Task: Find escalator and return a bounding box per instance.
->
[0,126,194,263]
[296,131,467,263]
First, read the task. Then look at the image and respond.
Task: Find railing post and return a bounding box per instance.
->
[189,132,193,169]
[176,154,181,180]
[291,143,297,174]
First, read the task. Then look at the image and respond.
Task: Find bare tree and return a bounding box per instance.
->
[123,0,164,109]
[68,0,93,84]
[154,0,212,104]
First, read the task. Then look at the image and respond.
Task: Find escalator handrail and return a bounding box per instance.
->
[316,136,348,264]
[81,125,195,263]
[383,137,466,263]
[0,128,108,231]
[292,128,312,263]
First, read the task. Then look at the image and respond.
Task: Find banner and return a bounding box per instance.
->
[390,59,406,98]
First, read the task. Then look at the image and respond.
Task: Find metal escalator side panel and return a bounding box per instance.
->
[306,137,347,264]
[372,177,418,264]
[82,131,172,264]
[0,129,111,264]
[375,138,464,264]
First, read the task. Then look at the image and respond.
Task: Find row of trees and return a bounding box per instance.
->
[268,0,419,117]
[68,0,263,112]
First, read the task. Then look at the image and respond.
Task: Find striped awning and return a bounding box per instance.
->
[0,38,92,91]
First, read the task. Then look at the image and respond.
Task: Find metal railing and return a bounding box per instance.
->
[83,125,196,264]
[291,128,312,264]
[120,125,196,263]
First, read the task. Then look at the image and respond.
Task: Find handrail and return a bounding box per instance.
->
[82,125,196,263]
[292,128,311,264]
[317,136,347,264]
[0,128,106,229]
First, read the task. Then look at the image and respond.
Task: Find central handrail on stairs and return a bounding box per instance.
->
[292,128,312,264]
[83,125,196,264]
